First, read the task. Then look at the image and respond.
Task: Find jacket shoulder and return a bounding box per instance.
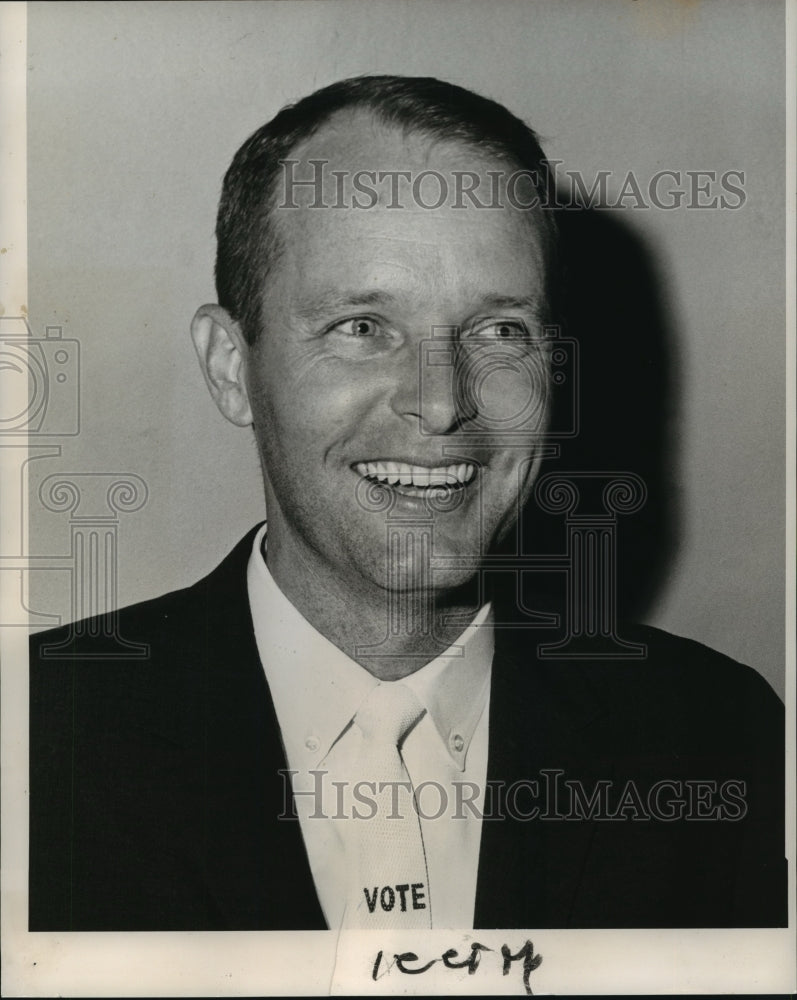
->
[621,622,783,724]
[29,582,195,662]
[29,523,261,665]
[495,620,783,756]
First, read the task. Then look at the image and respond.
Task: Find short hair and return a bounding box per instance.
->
[215,75,558,345]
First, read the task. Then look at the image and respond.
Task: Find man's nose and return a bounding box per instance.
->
[390,335,476,435]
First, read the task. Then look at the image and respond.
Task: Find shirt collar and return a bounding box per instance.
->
[246,524,492,772]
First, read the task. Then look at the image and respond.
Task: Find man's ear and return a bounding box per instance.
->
[190,304,253,427]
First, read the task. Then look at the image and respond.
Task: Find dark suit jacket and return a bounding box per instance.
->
[29,526,786,930]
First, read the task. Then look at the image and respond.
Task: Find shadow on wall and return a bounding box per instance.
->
[513,201,681,626]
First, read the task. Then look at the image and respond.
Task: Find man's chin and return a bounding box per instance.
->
[369,550,485,600]
[334,513,500,600]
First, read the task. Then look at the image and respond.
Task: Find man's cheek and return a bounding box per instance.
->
[488,375,546,433]
[299,388,375,436]
[457,345,546,432]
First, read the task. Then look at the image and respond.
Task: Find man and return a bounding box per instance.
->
[29,75,786,931]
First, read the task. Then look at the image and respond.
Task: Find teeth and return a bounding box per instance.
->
[354,461,477,487]
[412,465,429,487]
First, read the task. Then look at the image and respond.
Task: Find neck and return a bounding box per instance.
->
[264,529,481,681]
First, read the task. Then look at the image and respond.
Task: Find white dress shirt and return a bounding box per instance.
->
[246,523,493,929]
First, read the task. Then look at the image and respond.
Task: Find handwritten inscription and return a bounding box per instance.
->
[372,938,542,995]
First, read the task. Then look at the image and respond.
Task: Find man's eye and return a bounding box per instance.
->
[331,317,380,337]
[471,320,530,341]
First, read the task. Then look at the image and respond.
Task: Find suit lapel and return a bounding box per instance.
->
[474,628,608,928]
[192,528,326,929]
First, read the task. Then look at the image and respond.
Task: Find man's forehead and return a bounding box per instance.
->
[267,107,548,264]
[287,107,511,180]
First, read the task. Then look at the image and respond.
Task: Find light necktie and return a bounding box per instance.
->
[344,682,432,929]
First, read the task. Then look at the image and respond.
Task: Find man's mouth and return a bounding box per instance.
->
[353,460,477,498]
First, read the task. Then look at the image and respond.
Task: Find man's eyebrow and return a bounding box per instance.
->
[292,290,546,324]
[472,294,545,317]
[294,290,398,321]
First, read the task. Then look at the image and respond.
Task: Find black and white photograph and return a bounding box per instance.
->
[1,0,794,994]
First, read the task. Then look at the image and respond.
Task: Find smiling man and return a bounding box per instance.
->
[29,76,786,931]
[192,99,552,681]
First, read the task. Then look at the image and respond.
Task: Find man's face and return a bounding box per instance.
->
[244,112,550,600]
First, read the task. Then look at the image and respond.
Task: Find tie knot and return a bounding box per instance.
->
[355,683,424,746]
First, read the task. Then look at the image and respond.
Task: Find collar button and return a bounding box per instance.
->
[450,733,464,753]
[305,736,320,753]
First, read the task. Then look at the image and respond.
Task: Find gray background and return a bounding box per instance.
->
[26,0,787,695]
